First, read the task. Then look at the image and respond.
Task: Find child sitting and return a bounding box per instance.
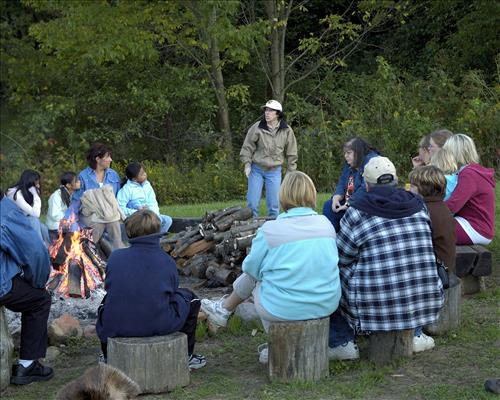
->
[46,171,81,242]
[117,162,172,234]
[430,148,458,201]
[408,165,456,353]
[96,209,205,370]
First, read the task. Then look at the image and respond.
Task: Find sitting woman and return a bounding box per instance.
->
[412,129,453,168]
[322,137,378,231]
[201,171,341,363]
[6,169,50,245]
[96,209,205,370]
[429,148,458,201]
[443,134,495,245]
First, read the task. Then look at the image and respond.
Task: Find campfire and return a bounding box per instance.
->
[47,218,106,298]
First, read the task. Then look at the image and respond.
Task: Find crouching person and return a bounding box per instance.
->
[201,171,341,363]
[96,209,205,370]
[329,157,444,360]
[0,191,53,385]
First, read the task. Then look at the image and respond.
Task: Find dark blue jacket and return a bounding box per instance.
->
[0,197,50,298]
[333,151,379,202]
[96,233,190,343]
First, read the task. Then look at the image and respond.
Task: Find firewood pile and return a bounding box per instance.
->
[160,206,268,287]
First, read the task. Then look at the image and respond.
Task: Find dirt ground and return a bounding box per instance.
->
[2,273,499,400]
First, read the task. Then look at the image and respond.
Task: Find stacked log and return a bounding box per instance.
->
[160,206,267,287]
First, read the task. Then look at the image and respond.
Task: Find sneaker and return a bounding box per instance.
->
[328,341,360,360]
[257,343,268,364]
[200,295,231,327]
[188,354,206,370]
[10,360,54,385]
[98,352,107,364]
[413,333,435,353]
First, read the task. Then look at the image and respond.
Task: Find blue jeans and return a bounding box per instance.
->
[329,309,355,347]
[322,198,345,232]
[247,164,281,217]
[414,326,423,337]
[159,215,172,234]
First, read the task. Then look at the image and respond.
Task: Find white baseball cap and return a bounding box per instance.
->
[363,156,397,184]
[262,100,283,112]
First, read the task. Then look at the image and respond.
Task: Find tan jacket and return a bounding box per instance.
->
[240,119,298,171]
[80,185,125,224]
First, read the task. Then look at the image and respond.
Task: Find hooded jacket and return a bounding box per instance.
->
[337,186,444,332]
[445,163,495,240]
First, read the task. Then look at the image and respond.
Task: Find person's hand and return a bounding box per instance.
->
[244,164,251,178]
[412,155,424,168]
[336,204,349,212]
[331,195,343,213]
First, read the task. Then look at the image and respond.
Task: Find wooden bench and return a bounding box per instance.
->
[107,332,189,394]
[0,306,14,392]
[455,245,492,295]
[268,318,329,382]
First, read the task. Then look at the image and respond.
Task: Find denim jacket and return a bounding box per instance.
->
[333,151,379,202]
[0,197,50,298]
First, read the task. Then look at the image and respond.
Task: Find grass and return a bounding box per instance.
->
[4,186,499,400]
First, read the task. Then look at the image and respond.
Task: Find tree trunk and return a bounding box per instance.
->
[268,318,329,382]
[107,333,190,394]
[368,330,413,366]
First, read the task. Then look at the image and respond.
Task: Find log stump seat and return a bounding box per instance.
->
[107,332,190,394]
[0,306,14,392]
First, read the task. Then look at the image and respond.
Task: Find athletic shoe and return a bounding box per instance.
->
[328,341,360,360]
[200,295,231,327]
[10,360,54,385]
[413,333,435,353]
[257,343,268,364]
[98,352,107,364]
[188,354,206,370]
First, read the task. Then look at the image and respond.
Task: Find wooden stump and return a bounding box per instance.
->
[461,275,482,295]
[107,333,189,394]
[368,330,413,366]
[0,306,14,392]
[268,318,329,383]
[424,274,462,336]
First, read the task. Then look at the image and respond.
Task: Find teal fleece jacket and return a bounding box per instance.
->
[243,207,341,320]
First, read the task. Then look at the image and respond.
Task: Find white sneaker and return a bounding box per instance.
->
[200,295,231,327]
[257,343,268,364]
[328,341,360,360]
[413,333,435,353]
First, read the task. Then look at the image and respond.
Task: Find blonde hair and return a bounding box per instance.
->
[429,129,453,148]
[430,148,457,174]
[408,165,446,198]
[125,209,161,238]
[279,171,317,211]
[443,133,479,167]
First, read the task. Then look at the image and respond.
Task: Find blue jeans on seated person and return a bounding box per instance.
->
[414,326,423,337]
[322,198,346,232]
[329,309,355,347]
[160,215,172,234]
[247,164,281,218]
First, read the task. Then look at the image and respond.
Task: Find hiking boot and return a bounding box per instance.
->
[188,354,206,370]
[257,343,268,364]
[200,295,231,327]
[328,341,360,360]
[10,360,54,385]
[413,333,435,353]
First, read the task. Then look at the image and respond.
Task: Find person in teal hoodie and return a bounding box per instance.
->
[200,171,341,364]
[116,162,172,234]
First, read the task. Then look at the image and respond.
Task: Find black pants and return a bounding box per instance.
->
[0,275,51,360]
[101,289,201,358]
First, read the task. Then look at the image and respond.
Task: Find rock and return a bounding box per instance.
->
[43,346,61,362]
[48,314,83,345]
[83,324,97,338]
[235,301,260,323]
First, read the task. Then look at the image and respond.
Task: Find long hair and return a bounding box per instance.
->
[344,137,377,169]
[86,142,112,169]
[59,171,77,207]
[10,169,41,206]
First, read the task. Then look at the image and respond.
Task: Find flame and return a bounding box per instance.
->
[47,214,104,298]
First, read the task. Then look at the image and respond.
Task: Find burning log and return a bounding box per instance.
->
[161,206,268,288]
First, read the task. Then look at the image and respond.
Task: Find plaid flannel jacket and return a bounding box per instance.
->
[337,207,444,332]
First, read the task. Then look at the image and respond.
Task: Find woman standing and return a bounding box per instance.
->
[443,134,495,245]
[239,100,297,217]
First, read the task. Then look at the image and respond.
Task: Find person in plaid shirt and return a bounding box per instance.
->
[329,157,445,360]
